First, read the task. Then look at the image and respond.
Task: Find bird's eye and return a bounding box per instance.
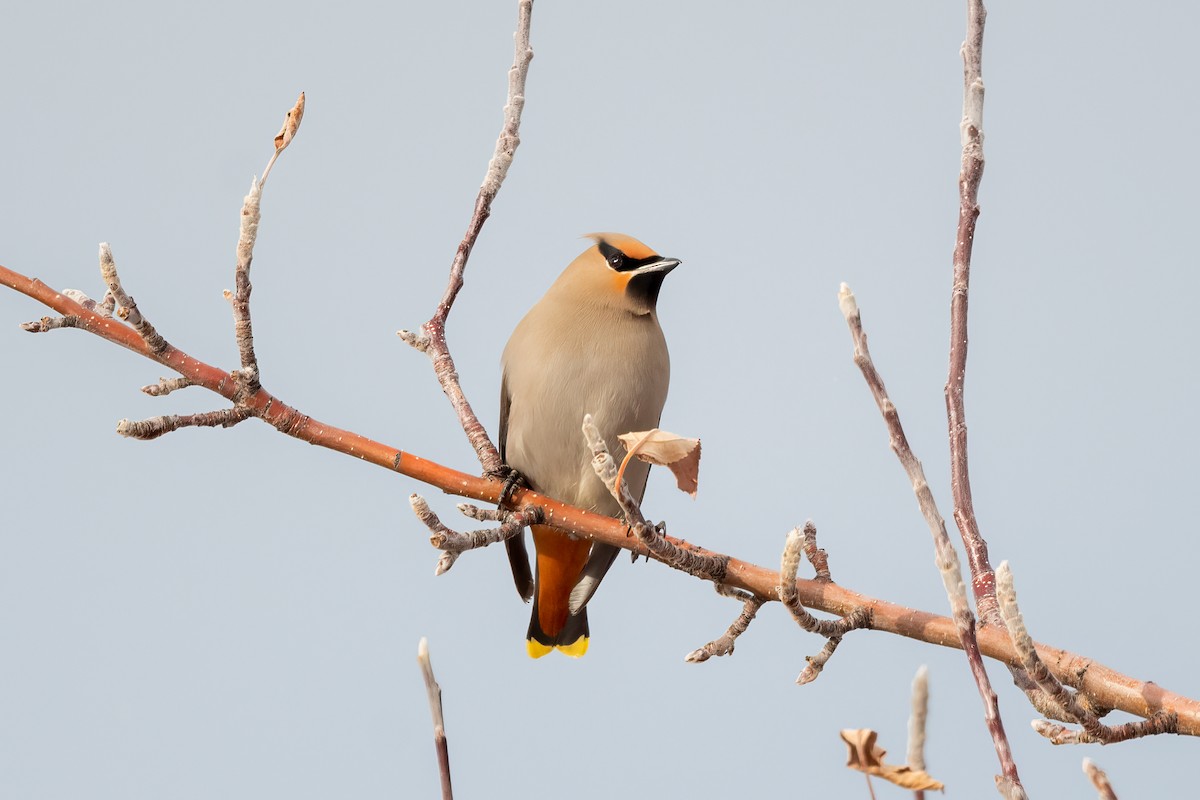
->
[608,253,625,270]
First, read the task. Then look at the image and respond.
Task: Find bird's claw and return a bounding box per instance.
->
[493,465,527,506]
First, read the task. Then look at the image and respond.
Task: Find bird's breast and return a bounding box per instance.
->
[502,307,669,514]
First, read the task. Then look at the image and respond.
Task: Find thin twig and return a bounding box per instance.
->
[778,525,871,684]
[226,92,306,395]
[141,376,194,396]
[839,283,1022,791]
[399,0,535,478]
[684,584,765,663]
[945,0,1000,625]
[1034,713,1178,745]
[417,638,453,800]
[1082,759,1118,800]
[410,495,540,576]
[116,408,252,440]
[908,665,929,800]
[99,244,168,354]
[778,526,868,640]
[227,178,263,394]
[800,520,832,581]
[996,562,1109,736]
[998,562,1180,745]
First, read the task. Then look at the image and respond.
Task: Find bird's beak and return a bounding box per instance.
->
[633,257,680,276]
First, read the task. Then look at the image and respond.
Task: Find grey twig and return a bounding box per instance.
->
[223,92,306,397]
[98,244,169,354]
[839,283,1021,792]
[225,178,264,394]
[417,638,453,800]
[800,521,832,581]
[908,665,930,800]
[778,524,871,684]
[410,494,540,576]
[141,376,194,397]
[399,0,535,479]
[685,584,765,663]
[115,408,252,440]
[998,562,1179,745]
[945,0,1001,625]
[1082,759,1118,800]
[21,315,83,333]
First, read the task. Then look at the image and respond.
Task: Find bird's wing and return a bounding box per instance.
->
[567,543,620,616]
[499,371,534,602]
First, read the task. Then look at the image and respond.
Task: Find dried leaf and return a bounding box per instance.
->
[274,92,306,152]
[840,729,944,792]
[617,429,701,497]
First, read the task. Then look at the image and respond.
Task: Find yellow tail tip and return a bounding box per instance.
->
[556,636,589,658]
[526,639,553,659]
[526,636,589,659]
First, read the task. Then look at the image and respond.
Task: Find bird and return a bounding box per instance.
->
[499,233,679,658]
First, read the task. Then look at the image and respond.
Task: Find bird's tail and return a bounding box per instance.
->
[527,603,589,658]
[527,524,591,658]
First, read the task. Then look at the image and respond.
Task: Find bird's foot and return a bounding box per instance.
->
[630,520,668,563]
[490,465,527,506]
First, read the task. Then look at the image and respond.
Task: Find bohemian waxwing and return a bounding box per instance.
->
[500,233,679,657]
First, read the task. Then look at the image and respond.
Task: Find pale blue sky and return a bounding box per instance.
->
[2,2,1197,797]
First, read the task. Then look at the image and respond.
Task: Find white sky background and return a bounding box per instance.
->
[2,1,1197,796]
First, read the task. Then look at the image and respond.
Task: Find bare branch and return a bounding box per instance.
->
[685,584,765,663]
[227,178,263,393]
[99,243,168,354]
[908,665,930,800]
[944,0,1001,626]
[22,315,83,332]
[141,376,194,396]
[399,0,535,478]
[778,524,871,683]
[4,258,1198,737]
[417,638,453,800]
[997,562,1110,736]
[1033,712,1178,746]
[778,525,868,640]
[410,495,540,576]
[1082,759,1118,800]
[839,282,1021,786]
[115,407,253,440]
[800,520,832,581]
[999,562,1181,745]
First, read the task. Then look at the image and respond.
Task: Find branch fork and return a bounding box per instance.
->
[410,495,541,576]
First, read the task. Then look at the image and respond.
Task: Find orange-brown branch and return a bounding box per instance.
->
[3,260,1197,736]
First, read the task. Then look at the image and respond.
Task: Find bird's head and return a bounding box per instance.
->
[553,233,680,316]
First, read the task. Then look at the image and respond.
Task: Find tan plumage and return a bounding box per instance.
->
[500,233,678,658]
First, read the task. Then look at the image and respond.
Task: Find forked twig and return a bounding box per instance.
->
[684,584,765,663]
[997,562,1178,745]
[410,496,541,576]
[399,0,535,479]
[839,283,1021,792]
[778,524,871,684]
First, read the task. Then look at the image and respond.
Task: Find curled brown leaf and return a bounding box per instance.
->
[841,728,944,792]
[274,91,306,152]
[616,428,701,497]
